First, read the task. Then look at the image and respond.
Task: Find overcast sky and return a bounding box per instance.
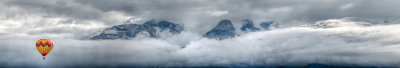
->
[1,0,400,39]
[1,0,400,67]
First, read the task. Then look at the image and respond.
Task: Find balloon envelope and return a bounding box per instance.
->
[35,39,54,57]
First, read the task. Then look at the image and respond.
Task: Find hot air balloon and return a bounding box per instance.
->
[35,39,54,60]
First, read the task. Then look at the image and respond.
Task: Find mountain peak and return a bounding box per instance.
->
[260,21,273,30]
[204,20,236,39]
[240,19,260,32]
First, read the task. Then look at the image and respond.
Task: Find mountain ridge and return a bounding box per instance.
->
[91,19,273,40]
[90,20,183,40]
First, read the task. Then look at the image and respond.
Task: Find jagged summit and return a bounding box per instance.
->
[240,19,260,32]
[204,20,236,39]
[90,20,183,40]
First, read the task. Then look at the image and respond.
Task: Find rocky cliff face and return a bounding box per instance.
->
[90,20,183,40]
[240,19,260,32]
[91,19,273,40]
[260,21,273,30]
[204,20,236,39]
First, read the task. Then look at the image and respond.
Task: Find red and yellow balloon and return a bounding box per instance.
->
[35,39,54,60]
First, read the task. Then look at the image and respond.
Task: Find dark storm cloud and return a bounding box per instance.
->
[4,0,400,22]
[3,0,103,20]
[72,0,400,22]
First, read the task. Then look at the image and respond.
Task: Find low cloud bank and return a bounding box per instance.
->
[1,18,400,67]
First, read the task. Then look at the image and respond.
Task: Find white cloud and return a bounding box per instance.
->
[313,17,369,28]
[103,11,143,24]
[340,3,355,10]
[205,10,229,16]
[264,7,293,19]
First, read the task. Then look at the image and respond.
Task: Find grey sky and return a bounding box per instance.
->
[1,0,400,38]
